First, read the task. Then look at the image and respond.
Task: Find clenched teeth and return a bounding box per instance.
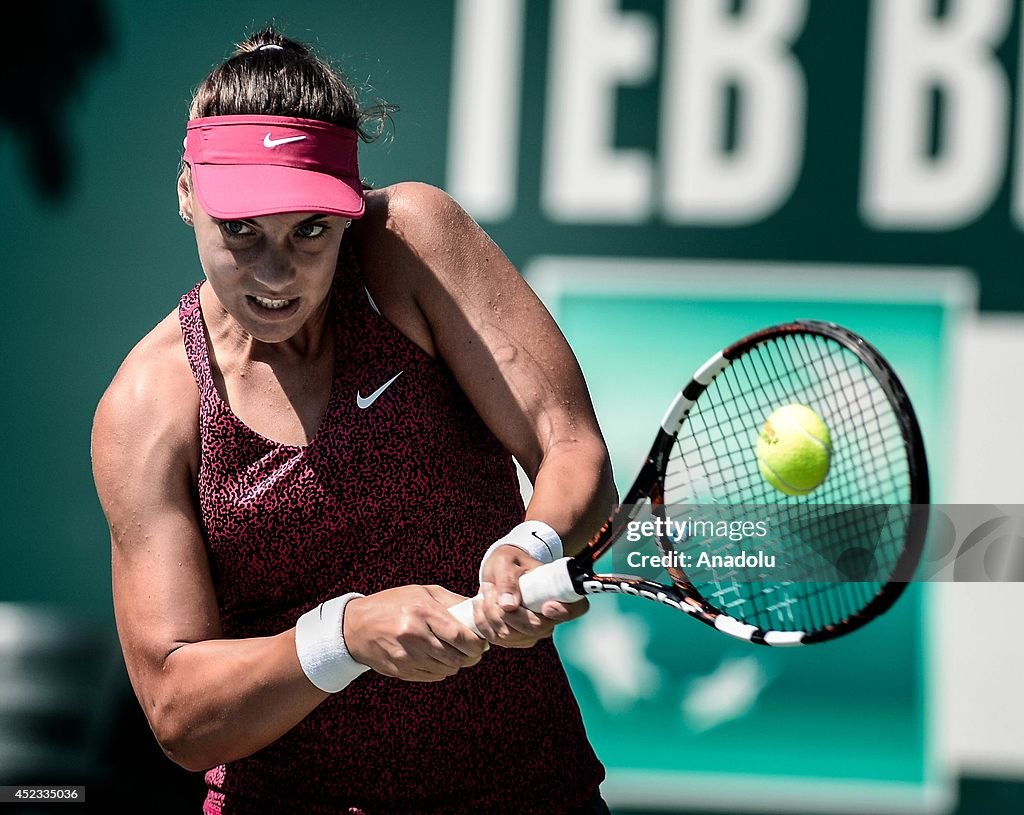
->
[254,296,292,309]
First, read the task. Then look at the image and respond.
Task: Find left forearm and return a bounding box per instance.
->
[524,439,618,555]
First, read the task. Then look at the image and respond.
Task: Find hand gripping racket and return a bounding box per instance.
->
[449,320,929,645]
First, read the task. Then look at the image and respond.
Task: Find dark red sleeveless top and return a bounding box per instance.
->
[177,240,604,814]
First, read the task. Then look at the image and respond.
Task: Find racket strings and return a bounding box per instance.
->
[656,333,913,633]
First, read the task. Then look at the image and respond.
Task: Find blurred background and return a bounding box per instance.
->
[1,0,1022,812]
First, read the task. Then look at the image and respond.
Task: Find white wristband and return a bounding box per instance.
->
[295,593,370,693]
[478,520,564,583]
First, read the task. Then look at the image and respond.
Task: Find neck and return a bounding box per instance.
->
[200,283,335,364]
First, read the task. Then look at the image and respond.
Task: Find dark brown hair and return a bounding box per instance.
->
[188,26,396,142]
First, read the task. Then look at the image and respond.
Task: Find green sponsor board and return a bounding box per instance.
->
[536,259,972,813]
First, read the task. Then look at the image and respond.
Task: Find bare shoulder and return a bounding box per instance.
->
[91,308,200,488]
[363,181,467,234]
[356,182,487,276]
[352,183,482,357]
[352,183,514,358]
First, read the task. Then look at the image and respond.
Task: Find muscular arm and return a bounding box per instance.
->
[358,184,617,646]
[93,325,483,771]
[92,332,329,771]
[362,183,618,553]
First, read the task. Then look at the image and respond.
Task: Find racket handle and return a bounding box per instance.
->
[448,596,483,637]
[518,557,580,610]
[447,557,581,637]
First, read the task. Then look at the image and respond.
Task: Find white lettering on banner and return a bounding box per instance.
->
[661,0,809,225]
[446,0,527,221]
[1014,8,1024,229]
[862,0,1013,229]
[541,0,656,222]
[446,0,1024,232]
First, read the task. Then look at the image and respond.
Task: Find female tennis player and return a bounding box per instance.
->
[90,26,616,815]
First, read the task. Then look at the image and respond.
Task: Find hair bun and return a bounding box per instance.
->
[233,26,307,57]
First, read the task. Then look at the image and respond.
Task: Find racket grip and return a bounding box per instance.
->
[447,558,580,636]
[448,595,483,637]
[519,557,580,611]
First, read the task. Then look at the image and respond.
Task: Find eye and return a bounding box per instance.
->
[219,221,254,238]
[296,222,328,239]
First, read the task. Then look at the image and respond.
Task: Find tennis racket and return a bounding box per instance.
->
[449,320,929,646]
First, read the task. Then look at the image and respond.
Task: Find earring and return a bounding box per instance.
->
[179,210,193,226]
[345,219,353,228]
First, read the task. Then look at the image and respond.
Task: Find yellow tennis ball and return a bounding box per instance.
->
[756,404,832,496]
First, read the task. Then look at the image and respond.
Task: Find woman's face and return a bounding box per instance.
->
[181,179,350,343]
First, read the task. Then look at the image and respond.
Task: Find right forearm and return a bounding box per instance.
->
[154,628,328,771]
[140,585,487,771]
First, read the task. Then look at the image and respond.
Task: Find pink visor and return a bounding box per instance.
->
[183,114,364,220]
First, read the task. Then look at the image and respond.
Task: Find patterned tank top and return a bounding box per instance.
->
[177,239,604,814]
